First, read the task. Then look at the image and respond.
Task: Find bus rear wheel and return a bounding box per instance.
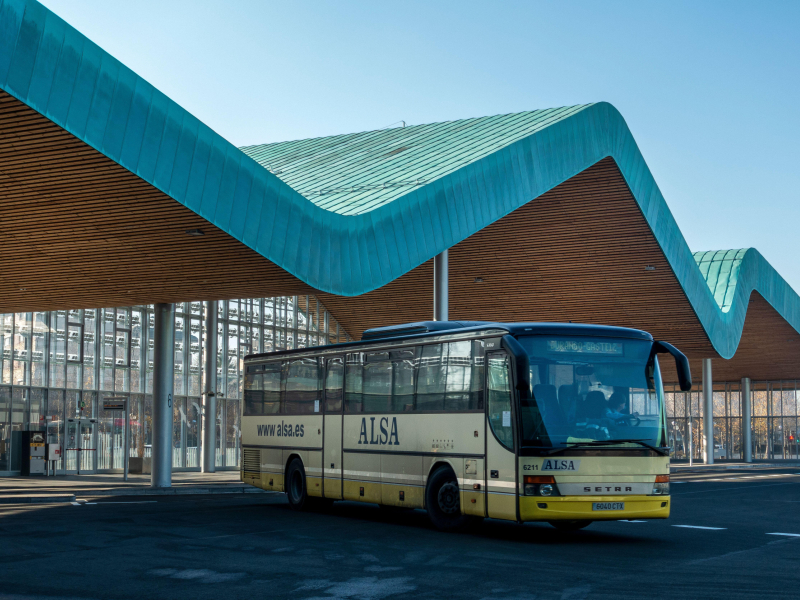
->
[549,520,592,531]
[426,466,469,531]
[286,458,310,511]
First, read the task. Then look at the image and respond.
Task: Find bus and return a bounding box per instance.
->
[241,321,691,531]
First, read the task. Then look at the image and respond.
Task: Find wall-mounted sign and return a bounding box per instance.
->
[103,397,127,411]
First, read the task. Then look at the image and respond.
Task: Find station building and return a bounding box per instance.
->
[0,0,799,478]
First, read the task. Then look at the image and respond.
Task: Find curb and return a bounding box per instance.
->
[0,494,76,504]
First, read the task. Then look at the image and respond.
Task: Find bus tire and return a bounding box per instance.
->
[549,520,592,531]
[425,466,469,531]
[286,458,310,511]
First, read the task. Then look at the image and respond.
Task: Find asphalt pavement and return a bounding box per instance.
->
[1,468,798,600]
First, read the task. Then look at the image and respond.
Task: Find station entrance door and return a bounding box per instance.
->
[64,418,97,474]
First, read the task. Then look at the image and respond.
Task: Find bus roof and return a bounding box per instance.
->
[244,321,653,361]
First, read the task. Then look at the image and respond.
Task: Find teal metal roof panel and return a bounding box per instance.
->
[240,106,590,216]
[2,0,800,360]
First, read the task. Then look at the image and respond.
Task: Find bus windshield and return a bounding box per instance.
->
[516,335,666,449]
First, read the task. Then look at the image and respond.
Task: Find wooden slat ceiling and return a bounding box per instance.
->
[0,91,314,309]
[2,90,798,383]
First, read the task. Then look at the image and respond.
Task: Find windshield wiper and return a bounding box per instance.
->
[546,439,670,456]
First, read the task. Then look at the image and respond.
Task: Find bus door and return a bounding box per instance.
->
[485,351,517,520]
[323,357,344,499]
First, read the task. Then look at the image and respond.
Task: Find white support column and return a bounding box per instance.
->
[742,377,752,463]
[433,250,448,321]
[702,358,714,464]
[151,303,175,488]
[202,300,218,473]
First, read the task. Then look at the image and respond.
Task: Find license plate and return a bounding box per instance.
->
[593,502,624,511]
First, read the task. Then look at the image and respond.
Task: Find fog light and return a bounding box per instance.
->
[539,484,554,497]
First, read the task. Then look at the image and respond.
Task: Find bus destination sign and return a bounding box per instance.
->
[547,340,623,355]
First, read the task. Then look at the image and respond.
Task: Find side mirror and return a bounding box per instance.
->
[501,335,531,393]
[653,341,692,392]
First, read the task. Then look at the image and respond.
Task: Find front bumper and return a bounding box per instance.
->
[519,494,670,521]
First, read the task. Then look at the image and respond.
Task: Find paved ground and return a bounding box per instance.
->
[0,471,247,494]
[1,468,798,600]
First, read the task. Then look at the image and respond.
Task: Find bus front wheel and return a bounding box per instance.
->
[426,466,470,531]
[286,458,310,511]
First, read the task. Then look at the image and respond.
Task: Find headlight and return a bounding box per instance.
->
[651,475,670,495]
[524,476,560,496]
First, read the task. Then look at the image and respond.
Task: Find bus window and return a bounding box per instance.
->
[345,353,365,412]
[262,362,282,414]
[363,352,392,412]
[417,344,446,410]
[471,340,486,410]
[243,365,263,416]
[324,358,344,412]
[391,349,416,412]
[445,341,483,411]
[487,353,513,449]
[284,358,321,414]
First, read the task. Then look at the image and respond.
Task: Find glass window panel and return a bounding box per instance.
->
[144,394,153,459]
[487,353,513,449]
[29,388,45,429]
[243,365,263,416]
[46,389,64,471]
[215,399,223,467]
[284,358,321,414]
[0,386,10,471]
[130,394,145,460]
[173,397,184,468]
[345,353,365,413]
[324,358,344,412]
[363,352,392,412]
[416,344,445,411]
[174,315,185,395]
[261,363,282,414]
[391,349,416,412]
[186,398,200,468]
[226,399,239,467]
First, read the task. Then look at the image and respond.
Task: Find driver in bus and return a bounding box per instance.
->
[605,392,639,422]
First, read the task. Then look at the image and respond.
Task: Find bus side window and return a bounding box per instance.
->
[444,341,485,412]
[325,358,344,412]
[417,344,445,411]
[472,340,485,410]
[284,358,321,414]
[262,362,282,414]
[345,353,364,412]
[243,366,263,416]
[487,353,513,449]
[363,352,392,412]
[391,348,417,412]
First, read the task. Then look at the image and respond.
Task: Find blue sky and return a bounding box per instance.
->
[40,0,800,293]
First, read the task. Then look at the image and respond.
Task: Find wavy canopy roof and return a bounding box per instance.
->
[1,0,800,380]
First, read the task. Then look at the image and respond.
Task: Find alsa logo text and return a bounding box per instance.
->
[257,421,304,438]
[541,459,580,471]
[358,417,400,445]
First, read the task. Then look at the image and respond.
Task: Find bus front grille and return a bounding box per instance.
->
[242,448,260,477]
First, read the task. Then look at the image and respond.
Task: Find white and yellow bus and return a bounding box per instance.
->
[241,321,691,531]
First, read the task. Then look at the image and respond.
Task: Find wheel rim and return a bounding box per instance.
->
[437,481,460,514]
[289,469,303,504]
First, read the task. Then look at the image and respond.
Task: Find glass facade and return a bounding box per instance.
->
[666,381,800,461]
[0,296,349,475]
